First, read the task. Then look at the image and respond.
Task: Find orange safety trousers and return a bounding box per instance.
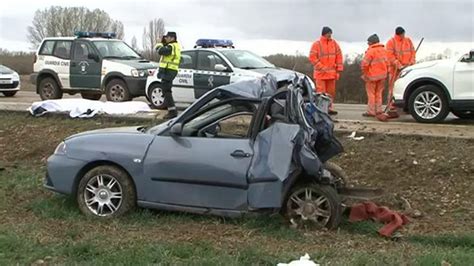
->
[366,79,385,115]
[387,68,400,110]
[315,79,336,110]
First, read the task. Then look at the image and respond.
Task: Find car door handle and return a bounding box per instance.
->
[231,150,251,158]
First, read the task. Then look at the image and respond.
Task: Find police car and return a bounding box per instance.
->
[146,39,308,109]
[31,32,158,102]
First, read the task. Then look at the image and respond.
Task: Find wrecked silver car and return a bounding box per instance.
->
[45,74,361,229]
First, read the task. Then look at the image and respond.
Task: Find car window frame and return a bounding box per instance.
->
[52,40,73,60]
[39,40,56,56]
[199,111,255,139]
[180,98,260,138]
[197,50,231,72]
[72,40,96,61]
[179,50,197,70]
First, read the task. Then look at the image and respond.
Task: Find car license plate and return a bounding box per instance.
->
[0,79,12,84]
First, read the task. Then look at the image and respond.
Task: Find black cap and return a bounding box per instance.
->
[164,31,177,39]
[367,34,380,44]
[321,26,332,36]
[395,26,405,35]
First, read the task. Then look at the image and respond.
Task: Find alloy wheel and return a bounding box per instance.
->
[286,187,331,228]
[84,174,123,217]
[151,87,164,107]
[413,91,442,120]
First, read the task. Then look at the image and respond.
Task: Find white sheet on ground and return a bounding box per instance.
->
[277,254,320,266]
[28,99,151,118]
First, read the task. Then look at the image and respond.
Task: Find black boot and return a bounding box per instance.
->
[163,109,178,120]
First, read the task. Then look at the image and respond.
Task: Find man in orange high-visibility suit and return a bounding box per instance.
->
[309,26,343,115]
[361,34,389,118]
[386,26,416,114]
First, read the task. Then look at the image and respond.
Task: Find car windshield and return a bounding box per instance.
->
[93,40,140,59]
[220,50,275,69]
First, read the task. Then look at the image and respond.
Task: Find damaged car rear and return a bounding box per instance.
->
[45,73,377,229]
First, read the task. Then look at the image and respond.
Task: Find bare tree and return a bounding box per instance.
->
[27,6,125,48]
[142,18,165,61]
[131,36,139,51]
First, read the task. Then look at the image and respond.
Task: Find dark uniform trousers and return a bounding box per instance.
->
[158,67,178,109]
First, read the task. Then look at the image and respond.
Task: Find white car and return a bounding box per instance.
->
[0,65,20,97]
[31,32,157,102]
[146,39,306,109]
[393,50,474,122]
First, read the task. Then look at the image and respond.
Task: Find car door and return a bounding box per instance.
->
[51,40,72,89]
[172,50,197,103]
[453,54,474,100]
[143,101,256,210]
[70,40,101,89]
[194,50,232,99]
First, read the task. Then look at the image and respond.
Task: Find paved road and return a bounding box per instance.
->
[1,90,473,126]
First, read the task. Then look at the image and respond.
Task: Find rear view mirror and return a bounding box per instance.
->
[170,123,183,136]
[214,64,228,72]
[88,53,100,62]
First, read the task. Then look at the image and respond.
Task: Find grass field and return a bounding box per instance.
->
[1,112,473,265]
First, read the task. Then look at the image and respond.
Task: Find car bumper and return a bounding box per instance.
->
[0,81,20,91]
[44,154,87,195]
[124,76,147,97]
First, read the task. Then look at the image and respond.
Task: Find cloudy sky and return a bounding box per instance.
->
[0,0,472,58]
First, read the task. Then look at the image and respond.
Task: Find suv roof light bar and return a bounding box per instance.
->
[74,31,117,39]
[194,39,234,48]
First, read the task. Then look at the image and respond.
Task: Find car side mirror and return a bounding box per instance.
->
[88,53,100,62]
[470,51,474,61]
[170,123,183,136]
[214,64,228,72]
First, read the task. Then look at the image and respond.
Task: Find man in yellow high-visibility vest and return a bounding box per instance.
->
[155,31,181,119]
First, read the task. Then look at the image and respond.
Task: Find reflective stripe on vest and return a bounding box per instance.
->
[159,42,181,71]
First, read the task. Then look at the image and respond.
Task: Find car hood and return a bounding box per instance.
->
[66,126,145,140]
[406,59,454,71]
[249,67,303,80]
[0,66,14,74]
[107,59,158,70]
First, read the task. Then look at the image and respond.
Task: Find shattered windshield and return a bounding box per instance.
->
[93,40,140,59]
[220,50,275,69]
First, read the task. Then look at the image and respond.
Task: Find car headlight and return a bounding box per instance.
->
[54,141,67,155]
[131,69,146,77]
[12,73,20,81]
[399,69,412,79]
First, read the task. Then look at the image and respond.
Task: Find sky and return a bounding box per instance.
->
[0,0,473,59]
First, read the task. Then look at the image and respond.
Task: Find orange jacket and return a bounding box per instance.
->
[309,36,343,80]
[386,35,416,69]
[361,43,389,81]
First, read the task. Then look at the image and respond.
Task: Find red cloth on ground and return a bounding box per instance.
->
[349,201,409,237]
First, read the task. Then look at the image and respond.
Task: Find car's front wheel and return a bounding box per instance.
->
[105,79,131,102]
[77,165,136,218]
[147,83,166,109]
[452,110,474,120]
[283,183,342,229]
[408,85,449,123]
[2,91,17,97]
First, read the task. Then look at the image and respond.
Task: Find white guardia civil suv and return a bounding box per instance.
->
[393,50,474,122]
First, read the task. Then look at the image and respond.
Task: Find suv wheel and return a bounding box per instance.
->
[452,111,474,120]
[77,165,136,218]
[39,77,63,100]
[408,85,449,123]
[147,83,166,109]
[283,183,342,229]
[2,91,17,97]
[106,79,131,102]
[81,92,102,100]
